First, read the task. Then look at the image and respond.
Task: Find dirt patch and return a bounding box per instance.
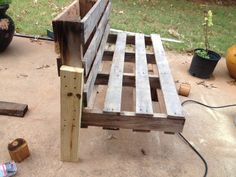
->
[227,80,236,86]
[188,0,236,5]
[0,19,9,30]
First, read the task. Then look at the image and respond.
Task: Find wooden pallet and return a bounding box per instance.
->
[81,32,185,133]
[53,0,185,162]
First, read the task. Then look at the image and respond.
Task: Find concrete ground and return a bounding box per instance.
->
[0,37,235,177]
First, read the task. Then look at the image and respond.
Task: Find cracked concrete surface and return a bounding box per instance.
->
[0,37,235,177]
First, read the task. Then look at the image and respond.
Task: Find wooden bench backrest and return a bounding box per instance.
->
[53,0,111,76]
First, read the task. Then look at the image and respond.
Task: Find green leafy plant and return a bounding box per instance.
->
[203,10,213,51]
[195,49,210,59]
[0,0,12,5]
[196,10,213,59]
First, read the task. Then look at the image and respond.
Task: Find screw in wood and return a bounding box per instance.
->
[76,94,81,99]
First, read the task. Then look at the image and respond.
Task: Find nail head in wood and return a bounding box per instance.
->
[76,94,81,99]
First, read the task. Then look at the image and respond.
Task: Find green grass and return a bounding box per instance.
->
[111,0,236,54]
[7,0,236,54]
[8,0,73,35]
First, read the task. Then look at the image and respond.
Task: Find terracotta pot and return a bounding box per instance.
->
[0,4,15,52]
[226,45,236,79]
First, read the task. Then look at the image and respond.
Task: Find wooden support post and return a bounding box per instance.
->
[60,65,84,162]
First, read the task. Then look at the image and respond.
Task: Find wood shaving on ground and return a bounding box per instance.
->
[36,65,50,70]
[30,38,42,45]
[141,148,147,155]
[196,81,217,89]
[106,134,117,140]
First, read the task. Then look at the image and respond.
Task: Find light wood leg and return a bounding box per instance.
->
[60,65,84,162]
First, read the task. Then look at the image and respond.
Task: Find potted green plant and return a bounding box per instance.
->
[0,0,15,52]
[189,10,221,79]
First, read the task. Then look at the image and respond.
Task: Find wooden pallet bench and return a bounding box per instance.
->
[53,0,185,162]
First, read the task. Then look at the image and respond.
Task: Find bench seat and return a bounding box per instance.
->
[81,31,185,133]
[53,0,185,162]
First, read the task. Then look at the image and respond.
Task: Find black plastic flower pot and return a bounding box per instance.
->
[189,48,221,79]
[0,4,15,53]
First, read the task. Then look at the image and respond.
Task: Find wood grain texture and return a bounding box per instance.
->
[0,101,28,117]
[82,109,184,132]
[151,34,184,119]
[83,2,111,76]
[53,0,80,22]
[80,0,109,43]
[8,138,30,163]
[135,33,153,115]
[83,24,110,107]
[156,89,167,113]
[79,0,97,18]
[52,20,83,67]
[60,66,84,162]
[103,32,127,113]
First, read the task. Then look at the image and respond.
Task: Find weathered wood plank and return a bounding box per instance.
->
[103,33,127,113]
[60,66,84,162]
[135,33,153,115]
[0,101,28,117]
[103,50,156,64]
[80,0,109,43]
[95,72,160,88]
[83,24,110,107]
[53,0,80,22]
[151,34,184,118]
[79,0,97,18]
[82,109,185,132]
[83,3,111,76]
[156,89,167,113]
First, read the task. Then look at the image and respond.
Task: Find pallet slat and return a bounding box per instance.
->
[53,0,80,21]
[83,2,111,76]
[83,24,110,107]
[80,0,109,43]
[103,33,127,113]
[82,109,184,132]
[79,0,96,18]
[151,34,184,118]
[135,33,153,115]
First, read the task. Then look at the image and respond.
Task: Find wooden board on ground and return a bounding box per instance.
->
[0,101,28,117]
